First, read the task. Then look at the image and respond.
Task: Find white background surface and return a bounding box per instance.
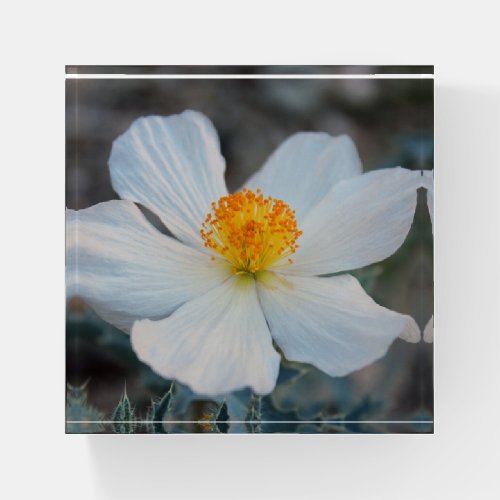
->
[2,1,499,499]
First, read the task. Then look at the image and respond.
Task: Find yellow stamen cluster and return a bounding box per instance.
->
[200,188,302,274]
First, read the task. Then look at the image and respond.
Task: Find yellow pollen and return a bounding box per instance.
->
[200,188,303,273]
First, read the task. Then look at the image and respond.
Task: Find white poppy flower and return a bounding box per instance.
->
[66,110,421,396]
[421,170,434,342]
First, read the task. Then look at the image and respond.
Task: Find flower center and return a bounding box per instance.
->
[200,188,302,274]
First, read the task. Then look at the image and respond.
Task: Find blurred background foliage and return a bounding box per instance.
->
[66,66,433,433]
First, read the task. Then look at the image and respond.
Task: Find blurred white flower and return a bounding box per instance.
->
[66,110,421,396]
[421,170,434,342]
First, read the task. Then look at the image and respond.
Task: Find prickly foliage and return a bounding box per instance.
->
[66,381,104,433]
[245,394,262,433]
[111,384,136,434]
[147,382,175,434]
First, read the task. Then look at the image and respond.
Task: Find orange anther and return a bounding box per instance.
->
[199,189,302,273]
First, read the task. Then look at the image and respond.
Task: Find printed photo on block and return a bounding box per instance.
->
[65,66,434,434]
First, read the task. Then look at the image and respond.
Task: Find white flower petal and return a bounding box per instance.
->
[109,111,228,249]
[423,316,434,343]
[422,170,434,228]
[399,317,422,343]
[131,276,281,396]
[422,170,434,342]
[422,170,434,227]
[286,167,420,276]
[66,200,230,331]
[244,133,362,221]
[257,273,419,377]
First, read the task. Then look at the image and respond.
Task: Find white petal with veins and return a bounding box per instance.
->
[66,200,230,331]
[244,132,362,222]
[131,276,281,396]
[257,272,419,376]
[109,111,228,249]
[286,168,421,276]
